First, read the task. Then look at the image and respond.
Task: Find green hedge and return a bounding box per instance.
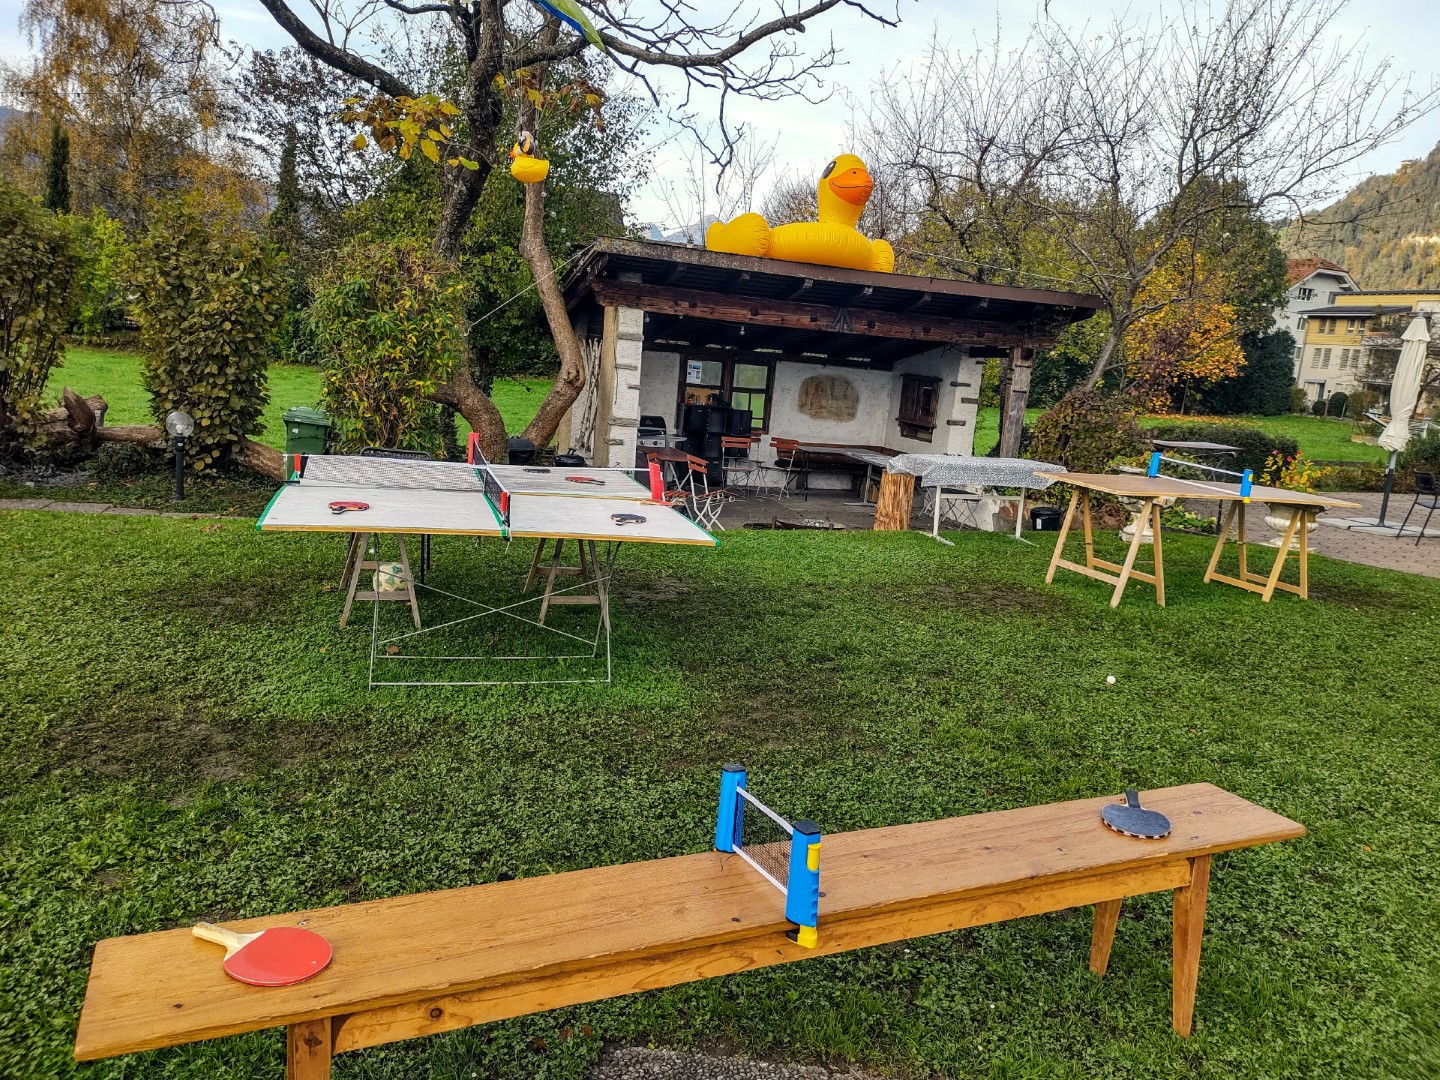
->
[1144,421,1300,474]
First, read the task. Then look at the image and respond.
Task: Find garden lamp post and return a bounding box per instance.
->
[164,411,194,501]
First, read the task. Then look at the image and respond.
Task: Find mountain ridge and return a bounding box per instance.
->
[1283,139,1440,290]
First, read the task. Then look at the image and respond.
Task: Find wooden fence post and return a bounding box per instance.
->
[872,472,915,531]
[998,346,1035,459]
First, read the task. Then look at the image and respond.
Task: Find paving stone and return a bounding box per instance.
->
[37,501,112,513]
[0,498,55,511]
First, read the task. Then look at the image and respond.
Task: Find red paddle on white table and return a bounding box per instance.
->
[192,921,333,986]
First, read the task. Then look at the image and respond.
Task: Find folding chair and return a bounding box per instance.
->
[681,453,734,531]
[1398,470,1439,545]
[769,437,811,500]
[720,435,764,493]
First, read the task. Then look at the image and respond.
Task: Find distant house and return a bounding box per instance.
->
[1294,290,1440,406]
[1276,258,1360,384]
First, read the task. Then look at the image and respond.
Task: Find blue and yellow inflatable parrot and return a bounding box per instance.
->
[531,0,606,51]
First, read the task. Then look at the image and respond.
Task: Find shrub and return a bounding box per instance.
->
[67,208,130,340]
[1290,386,1307,413]
[309,241,466,453]
[1346,389,1380,420]
[126,200,283,471]
[1143,420,1299,474]
[1196,329,1296,416]
[1399,430,1440,474]
[1028,389,1148,472]
[1311,396,1328,416]
[1326,391,1349,418]
[0,182,80,458]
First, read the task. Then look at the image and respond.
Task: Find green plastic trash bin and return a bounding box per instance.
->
[282,407,331,456]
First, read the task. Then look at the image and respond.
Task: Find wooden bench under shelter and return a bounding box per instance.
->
[74,783,1302,1078]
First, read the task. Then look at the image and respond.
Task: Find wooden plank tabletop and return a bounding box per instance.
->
[74,783,1302,1061]
[1037,472,1360,510]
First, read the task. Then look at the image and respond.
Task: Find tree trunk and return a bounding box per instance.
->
[518,179,587,451]
[432,355,507,461]
[1082,328,1123,390]
[96,424,164,445]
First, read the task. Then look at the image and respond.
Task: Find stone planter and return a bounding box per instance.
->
[1118,496,1176,542]
[1263,505,1318,550]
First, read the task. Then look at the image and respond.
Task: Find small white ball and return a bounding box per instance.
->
[1105,675,1117,685]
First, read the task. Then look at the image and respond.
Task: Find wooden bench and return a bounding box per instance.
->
[74,784,1302,1078]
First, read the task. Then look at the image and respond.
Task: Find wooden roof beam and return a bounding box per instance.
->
[590,280,1053,348]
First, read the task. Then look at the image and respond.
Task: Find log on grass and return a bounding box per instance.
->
[233,437,285,482]
[96,424,164,446]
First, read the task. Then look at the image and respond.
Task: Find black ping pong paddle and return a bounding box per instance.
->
[1100,788,1171,839]
[611,513,646,525]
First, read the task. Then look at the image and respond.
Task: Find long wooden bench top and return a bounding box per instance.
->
[74,783,1302,1062]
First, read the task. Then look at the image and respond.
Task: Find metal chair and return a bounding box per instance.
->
[1398,470,1439,545]
[720,435,764,493]
[681,453,734,531]
[769,437,811,500]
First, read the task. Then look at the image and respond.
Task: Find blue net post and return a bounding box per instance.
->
[715,764,745,852]
[1239,469,1253,501]
[1147,452,1162,477]
[784,819,822,948]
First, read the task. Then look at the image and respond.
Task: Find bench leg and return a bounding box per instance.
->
[1089,898,1123,977]
[1172,854,1212,1037]
[287,1017,333,1079]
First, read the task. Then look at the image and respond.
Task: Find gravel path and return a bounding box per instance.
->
[588,1046,882,1080]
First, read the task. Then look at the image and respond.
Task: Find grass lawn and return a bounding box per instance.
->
[2,514,1438,1078]
[45,346,553,451]
[973,407,1383,465]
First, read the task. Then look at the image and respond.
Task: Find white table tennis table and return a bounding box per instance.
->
[257,455,716,687]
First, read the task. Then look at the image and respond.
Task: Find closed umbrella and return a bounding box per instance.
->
[1377,315,1431,526]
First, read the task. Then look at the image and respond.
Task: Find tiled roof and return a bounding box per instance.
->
[1287,257,1352,286]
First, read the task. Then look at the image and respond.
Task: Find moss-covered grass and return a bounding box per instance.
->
[44,346,553,452]
[2,511,1437,1078]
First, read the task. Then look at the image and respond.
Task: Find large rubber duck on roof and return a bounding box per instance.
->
[705,153,895,273]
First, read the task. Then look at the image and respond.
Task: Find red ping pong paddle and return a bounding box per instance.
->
[192,921,333,986]
[565,476,605,485]
[329,500,369,515]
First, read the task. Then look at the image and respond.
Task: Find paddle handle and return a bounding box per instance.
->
[1124,788,1141,809]
[192,921,250,957]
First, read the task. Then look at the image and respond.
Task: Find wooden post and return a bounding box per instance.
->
[287,1018,333,1080]
[1089,898,1123,977]
[997,346,1035,459]
[872,472,916,531]
[1172,854,1212,1037]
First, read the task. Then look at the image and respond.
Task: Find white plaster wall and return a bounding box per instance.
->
[598,305,645,468]
[631,343,983,490]
[638,350,680,428]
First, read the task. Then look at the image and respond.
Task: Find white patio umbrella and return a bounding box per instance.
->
[1376,315,1431,526]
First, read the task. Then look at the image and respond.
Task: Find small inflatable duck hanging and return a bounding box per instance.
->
[509,131,550,184]
[705,154,895,273]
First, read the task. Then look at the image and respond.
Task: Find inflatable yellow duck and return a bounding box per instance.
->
[705,154,894,273]
[509,130,550,184]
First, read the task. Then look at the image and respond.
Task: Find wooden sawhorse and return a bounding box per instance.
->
[74,784,1302,1077]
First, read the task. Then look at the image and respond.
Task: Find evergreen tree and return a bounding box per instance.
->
[1195,330,1297,416]
[42,122,69,213]
[268,123,300,244]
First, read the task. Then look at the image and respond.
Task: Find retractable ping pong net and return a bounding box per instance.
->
[257,450,716,687]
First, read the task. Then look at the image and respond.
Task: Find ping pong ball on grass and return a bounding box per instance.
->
[1106,675,1116,685]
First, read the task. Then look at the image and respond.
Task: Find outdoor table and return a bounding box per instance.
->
[886,455,1066,540]
[791,442,898,502]
[1037,471,1360,606]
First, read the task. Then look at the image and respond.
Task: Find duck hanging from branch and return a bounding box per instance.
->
[705,154,895,273]
[509,130,550,184]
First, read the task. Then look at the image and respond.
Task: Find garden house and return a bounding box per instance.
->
[557,238,1103,485]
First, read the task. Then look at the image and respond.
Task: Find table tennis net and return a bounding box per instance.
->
[733,788,794,894]
[291,454,511,524]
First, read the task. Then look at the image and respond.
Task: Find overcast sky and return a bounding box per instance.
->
[2,0,1436,229]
